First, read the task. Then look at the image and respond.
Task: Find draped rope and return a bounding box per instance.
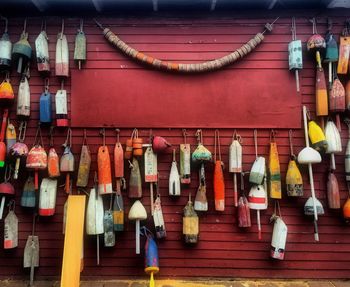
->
[93,18,278,73]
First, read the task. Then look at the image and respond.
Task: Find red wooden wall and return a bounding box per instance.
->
[1,11,350,280]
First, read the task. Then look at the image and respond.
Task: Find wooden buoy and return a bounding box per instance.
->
[325,120,342,170]
[12,19,32,74]
[286,130,303,197]
[145,140,157,214]
[270,202,288,260]
[17,75,30,119]
[237,172,251,228]
[213,129,225,211]
[39,178,57,216]
[39,79,52,125]
[55,19,69,77]
[5,120,16,154]
[24,214,39,287]
[0,109,8,168]
[183,193,199,244]
[144,228,160,287]
[0,17,12,70]
[269,130,281,199]
[0,73,14,103]
[324,18,338,88]
[104,206,115,247]
[26,125,47,190]
[153,181,166,239]
[86,177,104,265]
[98,128,113,195]
[180,129,191,184]
[248,184,267,240]
[60,129,74,194]
[129,157,142,199]
[74,19,87,70]
[169,149,181,197]
[35,21,50,74]
[249,129,265,185]
[4,200,18,249]
[47,127,60,178]
[76,129,91,188]
[337,20,350,74]
[21,176,35,208]
[288,17,303,92]
[229,130,242,207]
[55,80,68,127]
[327,170,340,209]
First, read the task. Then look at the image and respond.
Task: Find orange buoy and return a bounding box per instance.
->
[213,129,225,211]
[98,129,112,195]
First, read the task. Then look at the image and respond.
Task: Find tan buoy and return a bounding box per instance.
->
[183,193,199,244]
[35,20,50,74]
[128,200,147,254]
[180,129,191,184]
[74,19,86,70]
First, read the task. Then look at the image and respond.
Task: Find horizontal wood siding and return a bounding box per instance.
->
[1,11,350,280]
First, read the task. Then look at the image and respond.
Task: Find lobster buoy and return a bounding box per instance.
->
[270,217,288,260]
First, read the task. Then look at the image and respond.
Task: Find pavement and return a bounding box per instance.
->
[0,280,350,287]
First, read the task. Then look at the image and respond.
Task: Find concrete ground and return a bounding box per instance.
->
[0,280,350,287]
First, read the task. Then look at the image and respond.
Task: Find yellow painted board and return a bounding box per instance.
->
[61,195,86,287]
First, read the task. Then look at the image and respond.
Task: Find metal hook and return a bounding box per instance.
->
[23,18,27,34]
[44,78,49,93]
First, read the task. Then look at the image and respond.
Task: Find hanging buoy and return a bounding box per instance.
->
[39,78,52,125]
[325,120,342,170]
[5,120,16,154]
[0,73,14,103]
[74,19,87,70]
[113,129,124,232]
[145,133,157,214]
[249,129,265,185]
[229,130,242,207]
[180,129,191,185]
[269,130,281,199]
[308,120,327,153]
[327,170,340,209]
[238,172,251,228]
[21,176,35,208]
[194,163,208,212]
[153,183,166,239]
[0,109,8,168]
[26,125,47,190]
[39,178,57,216]
[86,178,104,265]
[345,119,350,184]
[248,184,267,240]
[324,18,338,91]
[4,200,18,249]
[12,19,32,74]
[213,129,225,211]
[329,70,346,131]
[55,19,69,77]
[35,20,50,74]
[288,17,302,92]
[97,129,113,195]
[270,202,288,260]
[337,20,350,74]
[183,193,199,244]
[47,127,60,178]
[55,80,68,127]
[17,75,30,119]
[10,121,28,179]
[143,228,159,287]
[0,17,12,70]
[286,130,303,197]
[60,129,74,194]
[132,129,143,157]
[104,207,115,247]
[129,157,142,199]
[169,149,181,197]
[76,129,91,188]
[152,135,171,154]
[0,166,15,219]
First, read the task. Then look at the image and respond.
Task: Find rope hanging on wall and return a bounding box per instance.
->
[94,18,279,73]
